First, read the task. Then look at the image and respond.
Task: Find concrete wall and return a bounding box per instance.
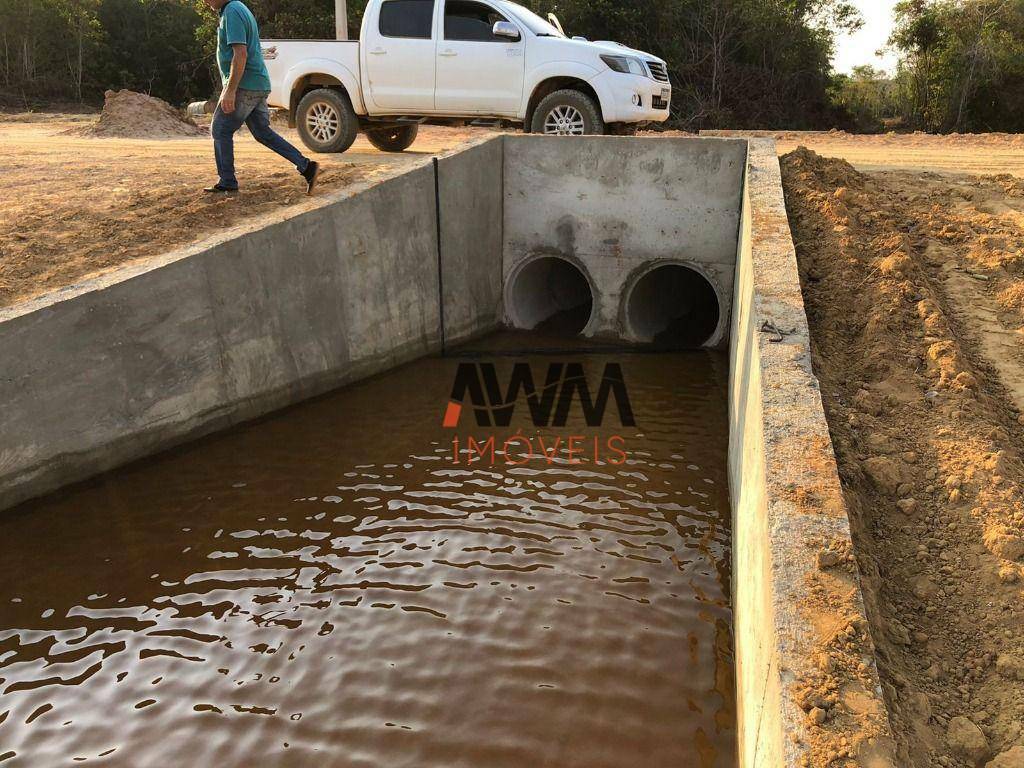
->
[502,135,746,347]
[2,135,745,512]
[0,138,504,512]
[727,140,896,767]
[436,138,504,344]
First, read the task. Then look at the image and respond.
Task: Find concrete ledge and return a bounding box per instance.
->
[0,138,504,512]
[728,139,895,766]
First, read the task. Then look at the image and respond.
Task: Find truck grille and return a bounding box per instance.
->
[646,61,669,82]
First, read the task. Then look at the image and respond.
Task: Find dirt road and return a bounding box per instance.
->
[0,114,479,307]
[783,149,1024,767]
[703,129,1024,177]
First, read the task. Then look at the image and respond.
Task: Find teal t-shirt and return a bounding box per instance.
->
[217,0,272,92]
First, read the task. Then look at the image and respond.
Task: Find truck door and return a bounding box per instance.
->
[364,0,437,112]
[434,0,526,115]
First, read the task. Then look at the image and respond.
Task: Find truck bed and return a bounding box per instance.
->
[260,40,361,113]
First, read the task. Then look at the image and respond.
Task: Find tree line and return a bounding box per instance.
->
[894,0,1023,132]
[833,0,1024,132]
[2,0,1022,133]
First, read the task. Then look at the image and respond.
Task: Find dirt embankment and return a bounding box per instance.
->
[0,118,480,308]
[68,89,207,139]
[711,128,1024,148]
[0,163,377,308]
[782,148,1024,767]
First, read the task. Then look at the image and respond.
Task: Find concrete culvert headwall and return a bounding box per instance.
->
[506,256,594,336]
[626,263,721,348]
[502,136,747,347]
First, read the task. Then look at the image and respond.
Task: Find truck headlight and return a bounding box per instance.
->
[600,54,647,77]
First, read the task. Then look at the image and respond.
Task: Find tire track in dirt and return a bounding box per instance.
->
[782,148,1024,768]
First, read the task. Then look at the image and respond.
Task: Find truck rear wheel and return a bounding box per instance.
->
[296,88,358,153]
[365,125,419,152]
[531,90,605,136]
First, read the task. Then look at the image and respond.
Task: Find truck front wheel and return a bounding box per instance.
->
[531,90,605,136]
[296,88,358,153]
[365,125,419,152]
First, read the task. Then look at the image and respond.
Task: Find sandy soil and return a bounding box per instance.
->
[782,149,1024,767]
[703,129,1024,178]
[0,115,479,307]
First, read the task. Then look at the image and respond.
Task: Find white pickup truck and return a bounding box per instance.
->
[262,0,671,153]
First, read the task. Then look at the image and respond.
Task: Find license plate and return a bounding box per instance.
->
[660,88,671,99]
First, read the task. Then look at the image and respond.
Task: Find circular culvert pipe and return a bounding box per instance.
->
[625,263,721,348]
[506,256,595,336]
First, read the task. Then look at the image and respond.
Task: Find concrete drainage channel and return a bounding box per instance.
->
[0,136,896,766]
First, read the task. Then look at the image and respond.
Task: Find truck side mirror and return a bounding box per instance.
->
[492,21,521,41]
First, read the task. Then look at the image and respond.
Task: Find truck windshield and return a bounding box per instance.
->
[500,2,565,37]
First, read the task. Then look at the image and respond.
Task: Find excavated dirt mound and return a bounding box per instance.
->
[74,89,206,139]
[782,147,1024,768]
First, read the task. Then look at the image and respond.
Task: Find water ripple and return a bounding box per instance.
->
[0,349,734,767]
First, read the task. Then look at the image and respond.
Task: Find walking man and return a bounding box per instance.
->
[204,0,319,194]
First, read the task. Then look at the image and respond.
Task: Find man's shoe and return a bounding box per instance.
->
[204,184,238,193]
[302,161,320,196]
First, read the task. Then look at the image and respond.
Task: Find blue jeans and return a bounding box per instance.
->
[212,89,309,190]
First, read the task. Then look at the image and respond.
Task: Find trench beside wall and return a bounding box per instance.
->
[727,139,896,767]
[0,138,504,512]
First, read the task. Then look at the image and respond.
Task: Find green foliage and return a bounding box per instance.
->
[830,65,899,132]
[1,0,85,99]
[100,0,213,101]
[9,0,1020,135]
[1,0,211,104]
[195,0,336,42]
[890,0,1024,132]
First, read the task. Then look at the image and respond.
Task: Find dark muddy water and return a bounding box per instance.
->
[0,342,735,767]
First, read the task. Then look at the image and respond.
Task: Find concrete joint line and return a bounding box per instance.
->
[433,156,447,355]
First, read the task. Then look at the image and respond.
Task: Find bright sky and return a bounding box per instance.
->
[832,0,901,74]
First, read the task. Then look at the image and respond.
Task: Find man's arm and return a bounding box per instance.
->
[221,43,247,114]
